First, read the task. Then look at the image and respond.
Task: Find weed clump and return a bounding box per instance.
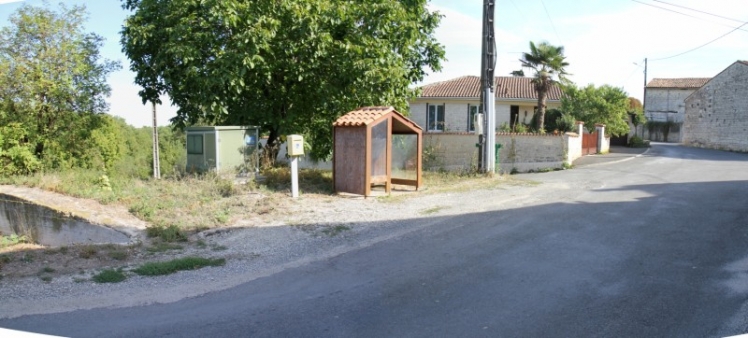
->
[146,224,188,242]
[133,256,226,276]
[93,269,127,283]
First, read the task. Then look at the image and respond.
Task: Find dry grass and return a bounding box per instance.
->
[0,168,336,233]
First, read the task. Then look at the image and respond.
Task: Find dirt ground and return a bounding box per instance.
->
[0,176,513,283]
[0,184,307,282]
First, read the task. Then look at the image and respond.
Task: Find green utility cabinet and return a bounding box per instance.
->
[185,126,259,173]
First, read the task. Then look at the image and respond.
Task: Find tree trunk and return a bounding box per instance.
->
[536,90,547,132]
[263,127,281,168]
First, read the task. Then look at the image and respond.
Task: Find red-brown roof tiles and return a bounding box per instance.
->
[647,78,711,88]
[333,106,402,127]
[419,75,562,100]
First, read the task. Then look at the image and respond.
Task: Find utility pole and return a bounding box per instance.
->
[152,101,161,179]
[642,58,648,138]
[479,0,496,173]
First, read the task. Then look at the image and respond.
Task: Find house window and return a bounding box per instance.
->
[468,104,482,132]
[187,134,204,154]
[427,104,445,132]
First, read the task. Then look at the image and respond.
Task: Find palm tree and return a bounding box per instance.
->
[520,41,569,132]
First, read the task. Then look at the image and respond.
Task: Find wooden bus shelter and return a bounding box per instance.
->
[333,106,422,197]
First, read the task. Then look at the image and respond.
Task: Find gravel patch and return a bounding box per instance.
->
[0,177,578,319]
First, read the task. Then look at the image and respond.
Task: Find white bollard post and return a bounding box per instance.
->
[291,156,299,198]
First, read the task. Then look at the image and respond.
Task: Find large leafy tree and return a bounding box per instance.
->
[520,41,569,132]
[121,0,445,160]
[0,4,120,167]
[560,84,631,136]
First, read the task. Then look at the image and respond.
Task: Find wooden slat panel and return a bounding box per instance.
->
[334,127,367,196]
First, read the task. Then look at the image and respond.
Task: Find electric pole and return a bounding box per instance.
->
[480,0,496,173]
[152,101,161,179]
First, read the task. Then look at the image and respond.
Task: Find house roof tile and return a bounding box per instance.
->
[333,106,394,127]
[332,106,421,132]
[419,75,562,100]
[646,78,711,88]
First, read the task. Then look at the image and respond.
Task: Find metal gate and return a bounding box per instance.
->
[582,131,598,155]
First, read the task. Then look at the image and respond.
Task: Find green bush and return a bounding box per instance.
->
[555,112,577,133]
[628,136,649,148]
[0,122,41,175]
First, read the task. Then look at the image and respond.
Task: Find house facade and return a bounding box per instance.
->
[408,76,562,133]
[644,77,710,142]
[682,61,748,152]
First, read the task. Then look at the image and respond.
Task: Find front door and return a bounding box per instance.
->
[510,105,519,130]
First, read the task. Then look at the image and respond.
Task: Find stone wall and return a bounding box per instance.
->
[423,132,575,174]
[683,62,748,152]
[645,87,696,142]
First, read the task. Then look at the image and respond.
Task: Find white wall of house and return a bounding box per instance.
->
[644,87,697,142]
[683,63,748,152]
[645,88,696,123]
[408,99,560,133]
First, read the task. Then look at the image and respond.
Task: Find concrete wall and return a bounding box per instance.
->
[0,193,133,247]
[644,87,696,142]
[683,62,748,152]
[566,123,584,163]
[409,99,561,133]
[423,132,573,174]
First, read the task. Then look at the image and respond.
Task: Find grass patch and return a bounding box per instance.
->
[262,168,333,194]
[133,256,226,276]
[420,206,446,215]
[40,276,52,283]
[78,245,98,259]
[108,250,129,261]
[321,225,351,237]
[20,252,34,263]
[146,242,184,253]
[146,224,188,243]
[92,269,127,283]
[41,266,55,273]
[0,234,29,248]
[211,244,228,252]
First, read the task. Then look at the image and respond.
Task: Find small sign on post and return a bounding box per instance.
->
[287,135,304,198]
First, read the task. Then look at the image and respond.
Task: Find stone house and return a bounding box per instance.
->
[682,61,748,152]
[644,77,710,142]
[408,76,562,133]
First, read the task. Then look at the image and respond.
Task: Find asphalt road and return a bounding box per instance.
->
[3,143,748,337]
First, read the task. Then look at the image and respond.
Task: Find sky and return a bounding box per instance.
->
[1,0,746,127]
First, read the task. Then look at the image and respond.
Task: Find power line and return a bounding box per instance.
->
[620,64,643,87]
[507,0,526,19]
[630,0,748,33]
[652,0,745,24]
[651,20,748,61]
[539,0,562,43]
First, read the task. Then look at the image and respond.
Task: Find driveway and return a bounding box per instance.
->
[2,143,748,337]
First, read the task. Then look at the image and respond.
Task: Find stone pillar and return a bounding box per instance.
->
[575,121,584,155]
[595,123,606,153]
[575,121,584,135]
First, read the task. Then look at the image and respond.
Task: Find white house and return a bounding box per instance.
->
[408,76,562,133]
